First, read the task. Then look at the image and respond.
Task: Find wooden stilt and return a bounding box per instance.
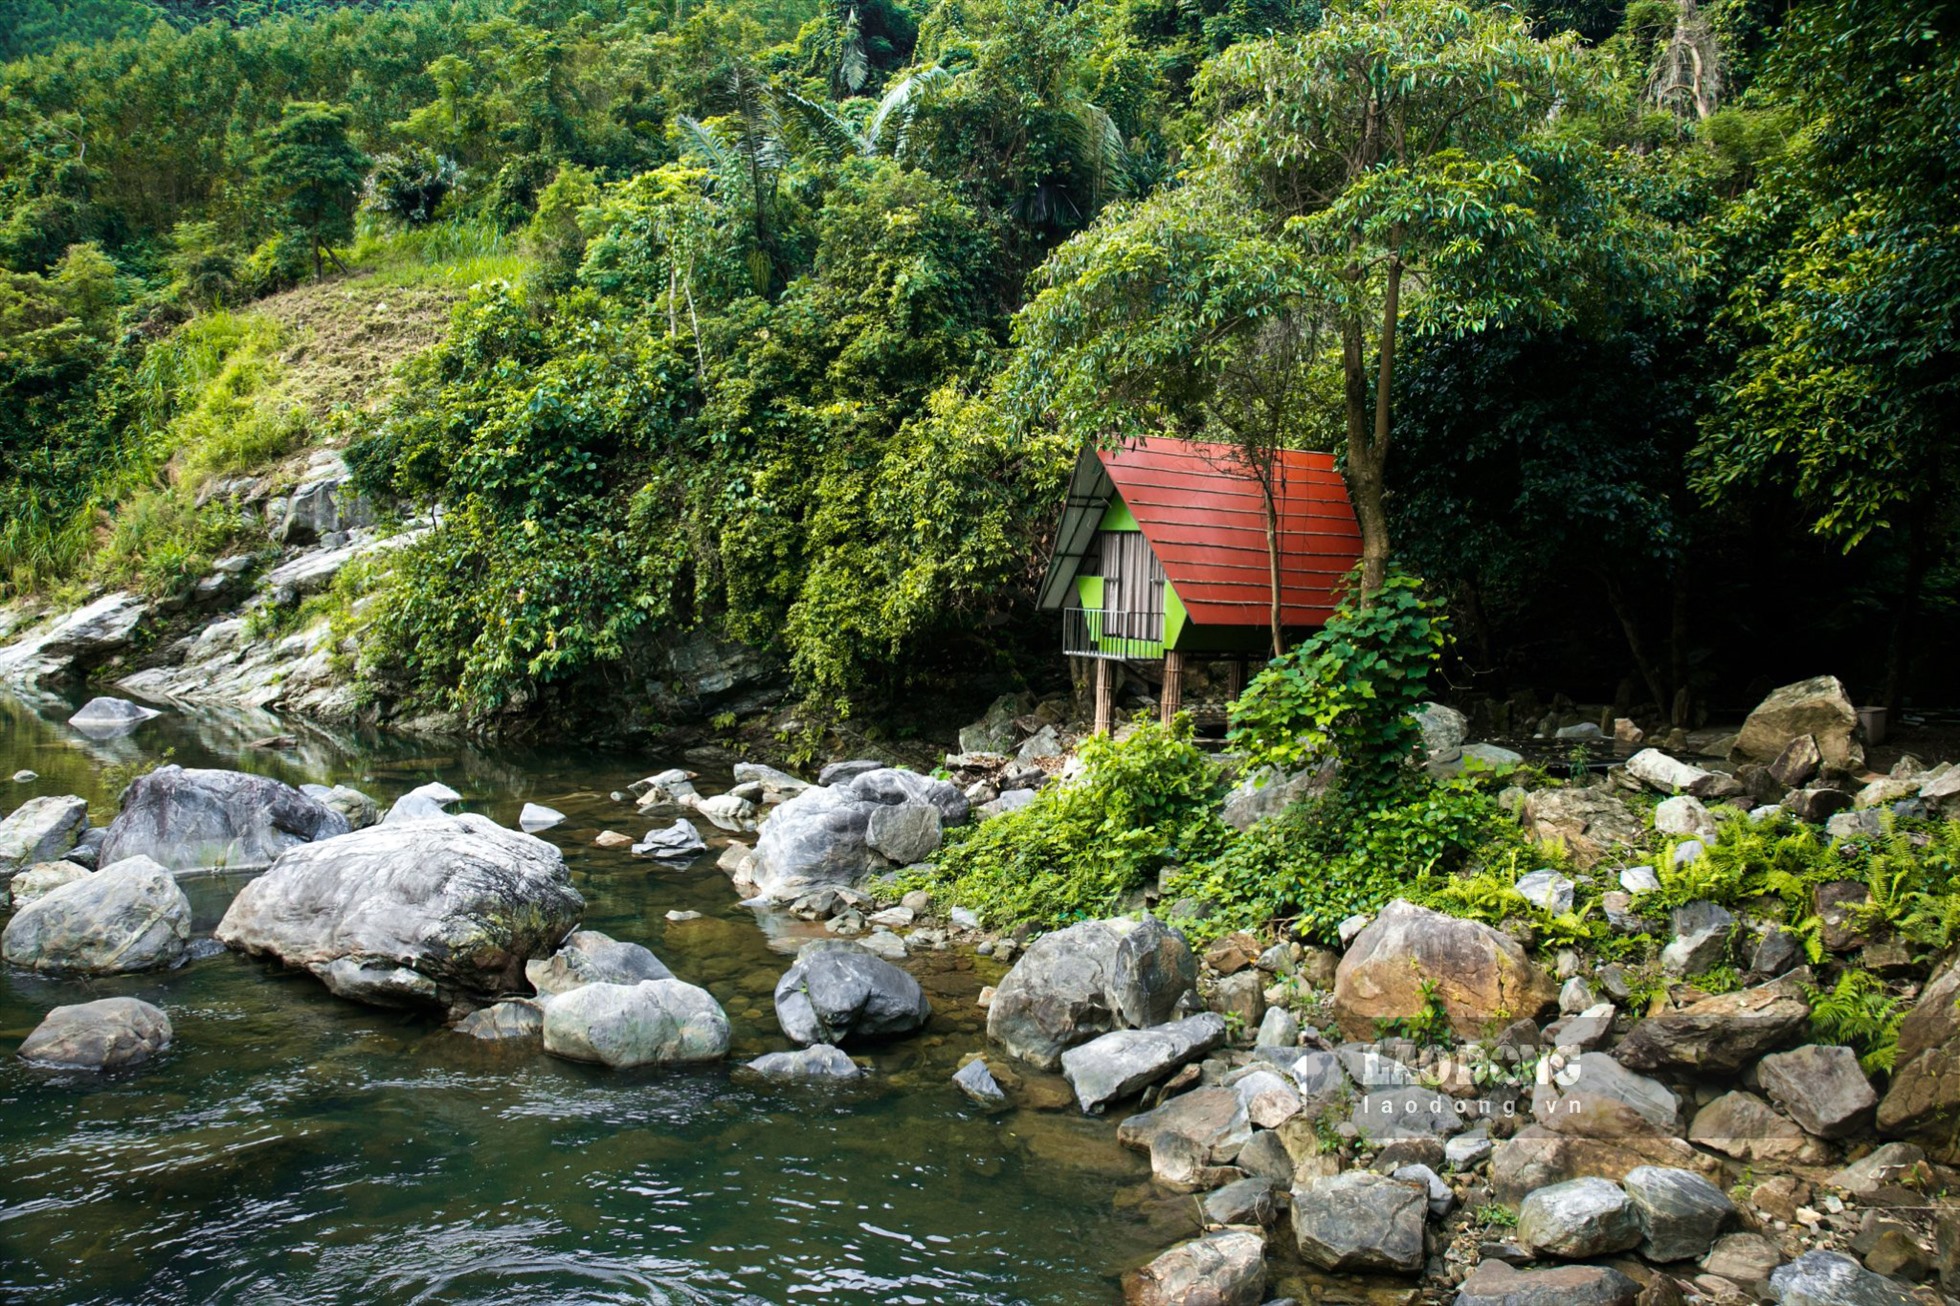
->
[1160,650,1184,723]
[1224,656,1245,701]
[1093,657,1114,736]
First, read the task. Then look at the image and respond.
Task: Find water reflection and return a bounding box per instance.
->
[0,691,1156,1305]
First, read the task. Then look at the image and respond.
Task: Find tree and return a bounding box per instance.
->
[1004,181,1337,656]
[1694,0,1960,714]
[1197,0,1594,599]
[255,101,367,279]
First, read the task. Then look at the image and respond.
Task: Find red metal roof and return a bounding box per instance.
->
[1098,438,1361,628]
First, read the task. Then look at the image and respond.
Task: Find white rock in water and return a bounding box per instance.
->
[66,696,163,736]
[518,802,566,832]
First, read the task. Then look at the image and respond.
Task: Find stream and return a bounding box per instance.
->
[0,692,1181,1304]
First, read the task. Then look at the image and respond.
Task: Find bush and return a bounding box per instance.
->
[919,716,1228,928]
[1166,774,1531,945]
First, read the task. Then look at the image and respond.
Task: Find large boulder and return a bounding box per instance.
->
[773,940,930,1046]
[748,785,883,901]
[1061,1014,1227,1113]
[0,592,147,685]
[864,804,941,864]
[1769,1251,1917,1306]
[1291,1171,1427,1274]
[1731,676,1864,773]
[1,855,190,973]
[1621,1165,1735,1262]
[988,918,1195,1070]
[17,996,172,1071]
[1614,984,1809,1075]
[0,794,89,880]
[1490,1094,1721,1205]
[1123,1229,1266,1306]
[6,860,91,910]
[1223,762,1333,831]
[1552,1052,1683,1132]
[66,696,162,737]
[1453,1262,1638,1306]
[846,767,969,825]
[1758,1044,1878,1138]
[526,929,672,998]
[300,784,381,831]
[99,766,350,873]
[1876,955,1960,1161]
[1689,1091,1830,1165]
[1518,1177,1642,1259]
[540,978,730,1067]
[214,813,583,1008]
[1518,788,1644,867]
[1334,899,1557,1040]
[1111,916,1199,1029]
[1625,749,1715,796]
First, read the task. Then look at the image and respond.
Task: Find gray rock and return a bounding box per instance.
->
[1654,794,1717,839]
[5,860,90,909]
[1203,1176,1280,1227]
[1732,677,1864,774]
[1110,916,1198,1030]
[774,940,930,1046]
[540,978,730,1067]
[1556,1052,1681,1132]
[0,794,89,879]
[1875,956,1960,1161]
[1623,1165,1736,1262]
[848,768,969,826]
[17,996,172,1071]
[1118,1085,1254,1180]
[1015,725,1063,764]
[1060,1014,1228,1113]
[1620,865,1661,894]
[527,930,673,997]
[857,929,907,961]
[1234,1130,1296,1185]
[215,813,582,1008]
[1517,1177,1642,1259]
[1670,838,1707,866]
[1751,928,1804,978]
[1757,1044,1877,1139]
[66,696,162,736]
[1827,1143,1929,1199]
[1661,900,1736,976]
[1446,1132,1494,1169]
[1615,985,1810,1075]
[1125,1229,1267,1306]
[633,819,708,861]
[1453,1262,1639,1306]
[748,786,882,900]
[1417,702,1470,754]
[1394,1162,1455,1216]
[953,1057,1008,1108]
[1516,870,1576,915]
[517,802,566,833]
[1352,1086,1466,1141]
[455,999,544,1041]
[744,1043,861,1080]
[1429,742,1525,779]
[978,788,1037,818]
[1,856,190,973]
[986,918,1130,1070]
[864,803,941,864]
[1704,1232,1785,1285]
[1223,762,1334,830]
[1627,749,1714,795]
[0,591,147,685]
[1256,1007,1300,1049]
[1769,1251,1917,1306]
[99,765,350,873]
[1291,1171,1428,1274]
[300,784,380,831]
[692,792,757,833]
[817,759,883,786]
[1688,1091,1828,1165]
[732,762,810,800]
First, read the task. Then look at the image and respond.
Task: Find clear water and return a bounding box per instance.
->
[0,692,1185,1304]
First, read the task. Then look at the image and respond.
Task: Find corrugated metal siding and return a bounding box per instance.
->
[1097,439,1361,628]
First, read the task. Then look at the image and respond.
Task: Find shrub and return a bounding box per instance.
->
[919,716,1228,928]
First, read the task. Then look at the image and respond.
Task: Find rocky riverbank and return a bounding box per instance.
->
[3,674,1959,1305]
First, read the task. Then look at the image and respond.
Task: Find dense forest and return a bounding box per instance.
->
[0,0,1953,733]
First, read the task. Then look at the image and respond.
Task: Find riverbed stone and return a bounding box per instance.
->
[5,860,90,910]
[1061,1014,1228,1113]
[633,818,707,861]
[215,813,583,1008]
[1626,749,1713,796]
[1518,1177,1642,1259]
[1291,1170,1427,1274]
[1623,1165,1736,1262]
[693,792,758,833]
[541,978,731,1067]
[1123,1229,1267,1306]
[17,996,172,1070]
[1351,1085,1466,1141]
[1454,1262,1639,1306]
[1334,899,1557,1040]
[1111,917,1199,1030]
[299,784,380,831]
[987,918,1130,1070]
[1660,900,1735,977]
[864,803,941,864]
[733,762,810,800]
[1118,1086,1252,1168]
[99,765,349,873]
[1758,1044,1877,1138]
[1490,1094,1720,1205]
[1519,788,1644,867]
[774,940,930,1046]
[953,1057,1008,1108]
[0,794,89,879]
[1614,985,1809,1075]
[1,855,190,973]
[847,767,969,825]
[1555,1052,1681,1132]
[527,929,673,998]
[455,999,544,1041]
[744,1043,861,1080]
[517,802,565,832]
[748,785,883,900]
[1769,1251,1917,1306]
[1204,1176,1280,1227]
[1875,955,1960,1161]
[66,696,162,736]
[1688,1091,1829,1165]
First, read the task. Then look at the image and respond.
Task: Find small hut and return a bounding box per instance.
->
[1036,437,1363,731]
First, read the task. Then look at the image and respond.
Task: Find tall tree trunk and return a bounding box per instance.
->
[1604,573,1669,717]
[1341,314,1390,606]
[1883,494,1933,717]
[1262,475,1283,658]
[311,229,322,280]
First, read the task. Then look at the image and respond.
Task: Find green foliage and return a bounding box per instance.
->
[917,716,1228,929]
[257,101,369,276]
[1376,975,1453,1047]
[365,149,461,227]
[1170,773,1530,945]
[1229,568,1445,805]
[1807,971,1907,1076]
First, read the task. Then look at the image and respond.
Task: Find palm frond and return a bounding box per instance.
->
[867,65,953,155]
[781,90,871,159]
[674,114,735,179]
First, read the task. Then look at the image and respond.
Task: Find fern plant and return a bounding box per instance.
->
[1807,972,1907,1075]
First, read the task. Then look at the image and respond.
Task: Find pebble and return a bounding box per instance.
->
[12,770,36,782]
[665,910,702,922]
